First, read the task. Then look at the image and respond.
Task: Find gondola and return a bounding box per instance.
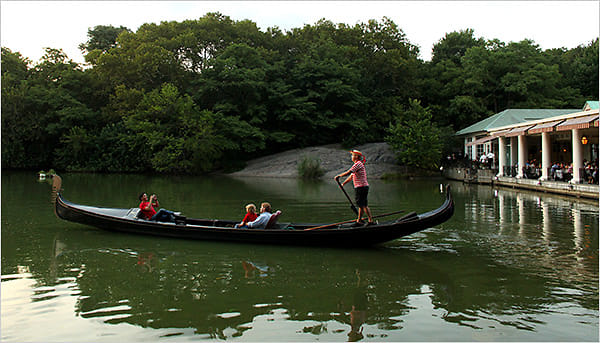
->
[51,175,454,246]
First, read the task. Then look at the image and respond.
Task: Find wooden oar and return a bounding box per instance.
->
[335,177,358,215]
[303,210,406,231]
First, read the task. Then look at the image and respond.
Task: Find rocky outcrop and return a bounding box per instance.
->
[228,142,409,178]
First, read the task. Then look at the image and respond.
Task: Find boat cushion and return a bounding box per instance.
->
[264,210,282,230]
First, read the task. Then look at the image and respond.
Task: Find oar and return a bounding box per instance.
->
[335,177,358,215]
[303,210,406,231]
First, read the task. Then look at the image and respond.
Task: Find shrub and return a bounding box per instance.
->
[298,155,325,179]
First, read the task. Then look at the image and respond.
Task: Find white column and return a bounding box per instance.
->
[517,135,527,178]
[510,136,518,176]
[571,129,583,183]
[464,137,470,158]
[497,137,506,176]
[471,137,477,161]
[540,132,551,180]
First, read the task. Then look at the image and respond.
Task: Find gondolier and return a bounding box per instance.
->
[335,150,374,226]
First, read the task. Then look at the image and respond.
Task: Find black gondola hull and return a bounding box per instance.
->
[54,187,454,247]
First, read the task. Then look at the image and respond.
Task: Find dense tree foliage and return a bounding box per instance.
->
[386,99,443,169]
[2,13,597,173]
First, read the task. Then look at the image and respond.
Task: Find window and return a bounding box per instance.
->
[477,144,484,158]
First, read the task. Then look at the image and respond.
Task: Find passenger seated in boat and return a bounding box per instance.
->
[139,192,176,223]
[246,202,272,229]
[235,203,258,228]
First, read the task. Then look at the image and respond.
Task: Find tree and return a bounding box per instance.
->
[552,38,599,102]
[80,25,132,53]
[119,83,223,173]
[2,48,99,170]
[2,15,598,174]
[1,48,32,168]
[461,39,578,113]
[431,29,484,65]
[79,25,131,65]
[385,99,443,169]
[421,30,486,128]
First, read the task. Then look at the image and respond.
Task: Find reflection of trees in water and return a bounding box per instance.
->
[35,234,589,339]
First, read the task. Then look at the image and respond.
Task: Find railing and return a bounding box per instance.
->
[448,161,598,185]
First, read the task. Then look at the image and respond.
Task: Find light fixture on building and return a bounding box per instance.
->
[581,136,589,145]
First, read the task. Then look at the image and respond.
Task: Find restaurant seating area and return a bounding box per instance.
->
[501,160,599,184]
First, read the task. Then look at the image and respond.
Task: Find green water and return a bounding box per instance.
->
[1,171,598,341]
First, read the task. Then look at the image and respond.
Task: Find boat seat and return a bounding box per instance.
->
[264,210,282,230]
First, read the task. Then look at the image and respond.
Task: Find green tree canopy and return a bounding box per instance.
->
[1,16,597,173]
[385,99,443,169]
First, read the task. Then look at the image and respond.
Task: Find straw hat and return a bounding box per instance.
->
[349,150,366,162]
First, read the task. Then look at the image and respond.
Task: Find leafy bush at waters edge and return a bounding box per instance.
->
[298,155,325,179]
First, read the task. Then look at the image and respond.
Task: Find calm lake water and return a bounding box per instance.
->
[1,171,598,342]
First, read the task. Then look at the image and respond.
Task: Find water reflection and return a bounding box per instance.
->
[48,236,429,338]
[541,199,551,243]
[451,184,598,309]
[20,226,592,341]
[347,270,367,342]
[1,173,598,341]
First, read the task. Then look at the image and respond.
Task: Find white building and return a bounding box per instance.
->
[455,101,599,183]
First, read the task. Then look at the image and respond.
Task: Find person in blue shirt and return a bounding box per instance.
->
[247,202,272,229]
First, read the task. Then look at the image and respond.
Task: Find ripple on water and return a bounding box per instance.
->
[80,304,133,319]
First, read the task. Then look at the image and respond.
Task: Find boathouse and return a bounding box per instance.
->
[449,101,599,199]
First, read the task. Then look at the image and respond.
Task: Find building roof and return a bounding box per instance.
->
[489,108,600,133]
[455,109,578,136]
[584,101,599,110]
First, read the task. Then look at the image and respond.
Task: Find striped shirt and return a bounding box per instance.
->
[349,160,369,188]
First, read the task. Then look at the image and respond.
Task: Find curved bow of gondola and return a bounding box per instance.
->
[426,184,454,221]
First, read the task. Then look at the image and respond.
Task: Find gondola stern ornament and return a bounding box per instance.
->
[51,174,63,218]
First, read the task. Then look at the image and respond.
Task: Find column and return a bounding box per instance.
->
[464,137,470,158]
[471,137,477,162]
[511,136,518,176]
[540,132,551,180]
[517,135,527,178]
[497,137,506,176]
[571,129,583,183]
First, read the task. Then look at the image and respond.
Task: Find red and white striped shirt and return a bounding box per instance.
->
[349,160,369,188]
